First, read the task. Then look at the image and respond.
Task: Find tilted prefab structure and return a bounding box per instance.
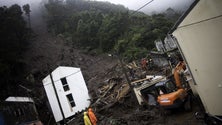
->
[171,0,222,122]
[42,66,91,122]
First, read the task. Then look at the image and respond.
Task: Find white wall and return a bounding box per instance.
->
[164,35,177,51]
[43,66,91,122]
[173,0,222,116]
[133,76,165,105]
[155,39,164,52]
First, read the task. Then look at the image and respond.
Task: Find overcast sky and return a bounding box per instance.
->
[0,0,194,14]
[95,0,194,14]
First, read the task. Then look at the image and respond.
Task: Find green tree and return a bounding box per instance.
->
[44,0,175,59]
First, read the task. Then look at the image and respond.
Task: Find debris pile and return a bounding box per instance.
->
[69,61,168,125]
[93,77,130,112]
[69,59,205,125]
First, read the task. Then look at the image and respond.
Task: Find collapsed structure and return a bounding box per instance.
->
[0,97,42,125]
[42,66,91,123]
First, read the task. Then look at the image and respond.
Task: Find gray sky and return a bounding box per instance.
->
[95,0,194,14]
[0,0,194,14]
[0,0,47,15]
[0,0,38,6]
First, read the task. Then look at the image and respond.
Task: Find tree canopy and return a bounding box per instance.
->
[45,0,177,61]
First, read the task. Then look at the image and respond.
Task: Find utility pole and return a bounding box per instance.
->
[111,53,139,105]
[117,55,133,90]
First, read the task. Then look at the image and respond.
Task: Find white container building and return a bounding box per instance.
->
[42,66,91,122]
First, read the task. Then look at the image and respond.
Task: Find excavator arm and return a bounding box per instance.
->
[173,61,186,88]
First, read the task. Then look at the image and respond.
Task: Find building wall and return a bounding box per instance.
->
[0,101,38,125]
[150,52,169,67]
[164,34,177,51]
[43,80,62,122]
[173,0,222,116]
[43,66,91,122]
[154,39,165,52]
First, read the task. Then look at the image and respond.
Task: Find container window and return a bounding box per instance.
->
[61,77,70,91]
[66,94,76,107]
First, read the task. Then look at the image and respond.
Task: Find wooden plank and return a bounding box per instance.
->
[131,76,153,85]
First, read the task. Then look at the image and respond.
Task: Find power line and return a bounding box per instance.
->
[131,0,154,15]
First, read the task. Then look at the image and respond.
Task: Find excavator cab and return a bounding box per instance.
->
[155,80,188,109]
[155,80,177,94]
[155,61,192,110]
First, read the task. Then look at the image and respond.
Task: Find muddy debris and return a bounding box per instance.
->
[68,62,167,125]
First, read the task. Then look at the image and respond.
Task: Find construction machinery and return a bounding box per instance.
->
[132,59,193,112]
[132,75,166,106]
[132,60,192,110]
[155,61,192,110]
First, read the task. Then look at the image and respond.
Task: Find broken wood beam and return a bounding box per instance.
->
[130,76,153,85]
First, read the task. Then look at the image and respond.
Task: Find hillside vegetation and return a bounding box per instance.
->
[45,0,176,60]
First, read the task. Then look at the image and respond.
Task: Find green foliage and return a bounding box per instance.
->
[45,1,175,61]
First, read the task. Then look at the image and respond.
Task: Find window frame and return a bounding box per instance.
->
[66,93,76,108]
[60,77,70,91]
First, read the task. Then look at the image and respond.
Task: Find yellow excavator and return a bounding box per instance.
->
[155,61,192,110]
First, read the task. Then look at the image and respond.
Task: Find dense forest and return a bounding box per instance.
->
[0,4,31,99]
[45,0,177,60]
